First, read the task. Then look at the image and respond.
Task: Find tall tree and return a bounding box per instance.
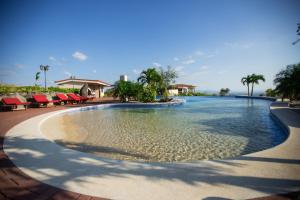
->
[292,23,300,45]
[241,75,251,96]
[35,72,40,85]
[159,66,178,98]
[250,74,265,96]
[40,65,50,90]
[274,63,300,101]
[137,68,161,88]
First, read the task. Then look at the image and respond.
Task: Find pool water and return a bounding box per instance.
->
[42,97,286,162]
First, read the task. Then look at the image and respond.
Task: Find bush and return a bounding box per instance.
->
[104,88,114,97]
[0,84,79,95]
[47,87,79,93]
[113,81,143,102]
[265,88,276,97]
[138,86,156,102]
[274,63,300,101]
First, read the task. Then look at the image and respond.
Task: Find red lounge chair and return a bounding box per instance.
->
[67,93,81,104]
[79,96,88,103]
[67,93,89,103]
[2,97,31,110]
[56,93,69,104]
[33,94,60,107]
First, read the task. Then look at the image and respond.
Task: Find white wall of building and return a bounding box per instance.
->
[57,83,83,89]
[168,89,178,96]
[57,82,105,97]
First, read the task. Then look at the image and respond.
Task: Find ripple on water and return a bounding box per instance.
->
[41,97,286,162]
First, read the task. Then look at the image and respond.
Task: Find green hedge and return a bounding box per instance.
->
[0,84,79,95]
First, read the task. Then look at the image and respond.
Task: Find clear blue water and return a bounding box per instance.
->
[48,97,287,162]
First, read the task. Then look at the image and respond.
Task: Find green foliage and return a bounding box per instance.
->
[274,63,300,101]
[35,72,40,81]
[104,88,114,97]
[130,82,144,100]
[219,88,230,96]
[113,66,178,103]
[241,75,252,96]
[138,68,161,88]
[241,74,265,96]
[159,66,178,86]
[137,67,162,102]
[113,80,143,102]
[250,74,265,96]
[293,23,300,45]
[158,66,178,100]
[265,88,277,97]
[138,85,156,102]
[0,84,79,95]
[47,87,79,93]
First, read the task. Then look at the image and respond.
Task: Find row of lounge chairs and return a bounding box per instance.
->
[1,93,90,111]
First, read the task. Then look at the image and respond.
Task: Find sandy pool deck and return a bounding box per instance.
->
[3,102,300,200]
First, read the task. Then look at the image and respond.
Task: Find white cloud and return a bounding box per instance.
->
[15,64,24,69]
[195,51,204,56]
[182,59,195,65]
[72,51,87,61]
[49,56,56,61]
[152,62,162,67]
[49,56,64,66]
[132,69,141,75]
[92,70,97,73]
[173,57,179,61]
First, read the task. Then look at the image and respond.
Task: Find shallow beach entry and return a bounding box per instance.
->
[42,97,286,162]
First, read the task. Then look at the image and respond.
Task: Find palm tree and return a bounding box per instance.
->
[241,75,251,96]
[40,65,50,90]
[137,68,161,87]
[250,74,265,96]
[292,23,300,45]
[35,72,40,85]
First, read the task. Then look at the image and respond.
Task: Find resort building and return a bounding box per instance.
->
[168,84,196,96]
[55,78,111,98]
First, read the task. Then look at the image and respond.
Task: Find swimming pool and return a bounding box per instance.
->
[41,97,286,162]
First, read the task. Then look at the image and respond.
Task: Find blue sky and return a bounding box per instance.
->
[0,0,299,92]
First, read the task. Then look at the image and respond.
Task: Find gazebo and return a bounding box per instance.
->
[55,78,111,98]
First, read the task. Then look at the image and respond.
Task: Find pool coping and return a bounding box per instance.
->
[3,101,300,200]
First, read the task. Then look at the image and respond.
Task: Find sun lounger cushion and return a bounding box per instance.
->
[56,93,69,101]
[2,97,30,106]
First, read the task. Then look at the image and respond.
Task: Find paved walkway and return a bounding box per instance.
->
[0,105,107,200]
[0,102,300,199]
